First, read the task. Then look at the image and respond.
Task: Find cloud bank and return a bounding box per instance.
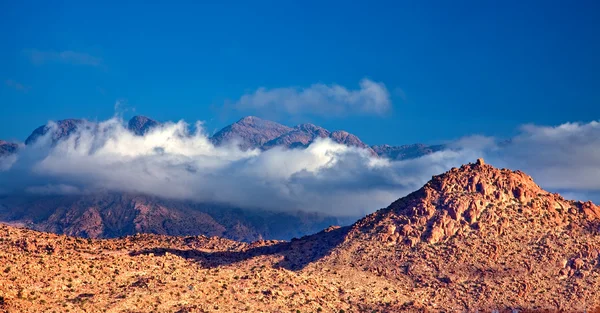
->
[233,79,392,118]
[1,118,600,216]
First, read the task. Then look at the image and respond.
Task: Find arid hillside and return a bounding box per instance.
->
[1,159,600,312]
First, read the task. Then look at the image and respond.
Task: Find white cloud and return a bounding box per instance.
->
[233,79,392,117]
[485,121,600,192]
[26,184,82,195]
[2,118,600,216]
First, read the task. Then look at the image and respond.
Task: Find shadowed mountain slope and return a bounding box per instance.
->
[0,193,354,242]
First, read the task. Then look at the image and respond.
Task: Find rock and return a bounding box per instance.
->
[581,201,600,220]
[572,258,584,270]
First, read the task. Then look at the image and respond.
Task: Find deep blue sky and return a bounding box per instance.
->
[1,0,599,145]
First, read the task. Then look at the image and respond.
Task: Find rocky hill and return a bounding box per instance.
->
[1,159,599,312]
[318,158,600,311]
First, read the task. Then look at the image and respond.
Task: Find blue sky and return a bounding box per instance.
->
[1,0,599,145]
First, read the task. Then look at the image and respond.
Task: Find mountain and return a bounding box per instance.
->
[0,140,18,157]
[210,116,293,150]
[213,117,378,155]
[21,116,440,160]
[0,193,354,242]
[2,115,438,244]
[262,123,330,149]
[23,116,160,144]
[316,158,600,310]
[24,119,84,145]
[127,116,160,136]
[371,143,445,160]
[1,159,599,312]
[329,130,377,155]
[261,123,375,154]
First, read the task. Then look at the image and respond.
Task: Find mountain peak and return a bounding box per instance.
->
[211,117,293,150]
[128,116,159,136]
[236,116,263,125]
[25,119,84,145]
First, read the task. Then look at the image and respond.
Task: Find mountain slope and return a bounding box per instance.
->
[0,193,353,242]
[262,123,330,149]
[261,123,375,154]
[210,116,293,150]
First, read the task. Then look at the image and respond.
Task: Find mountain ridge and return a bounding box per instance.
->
[3,115,441,160]
[0,193,354,242]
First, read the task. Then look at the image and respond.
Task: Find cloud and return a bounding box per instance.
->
[5,79,30,92]
[232,79,392,118]
[24,49,102,67]
[484,121,600,191]
[1,118,600,216]
[25,184,82,196]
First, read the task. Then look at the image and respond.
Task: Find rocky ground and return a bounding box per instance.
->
[1,159,600,312]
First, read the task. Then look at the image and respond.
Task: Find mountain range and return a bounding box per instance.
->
[1,159,599,312]
[0,116,442,242]
[1,115,442,160]
[0,193,353,242]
